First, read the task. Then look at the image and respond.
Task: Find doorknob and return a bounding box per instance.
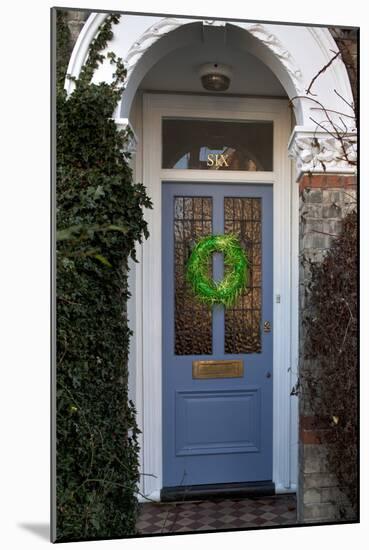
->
[263,320,271,333]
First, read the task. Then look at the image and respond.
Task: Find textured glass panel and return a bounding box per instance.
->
[183,220,192,240]
[184,197,193,219]
[252,222,261,242]
[194,220,204,236]
[253,244,262,266]
[253,266,262,287]
[203,220,212,234]
[193,199,203,220]
[245,221,253,241]
[174,196,213,355]
[224,197,262,354]
[243,199,253,220]
[243,292,253,309]
[253,287,262,310]
[174,221,183,241]
[174,197,183,219]
[203,198,212,220]
[163,119,273,171]
[234,198,242,220]
[253,200,262,220]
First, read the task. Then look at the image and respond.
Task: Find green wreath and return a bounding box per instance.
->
[186,234,249,307]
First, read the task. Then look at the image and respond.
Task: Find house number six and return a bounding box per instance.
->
[207,153,229,167]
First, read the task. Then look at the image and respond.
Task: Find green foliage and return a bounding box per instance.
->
[186,234,249,306]
[56,13,152,541]
[303,211,358,516]
[55,10,71,88]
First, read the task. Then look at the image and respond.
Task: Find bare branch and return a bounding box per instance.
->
[339,116,348,134]
[306,51,341,95]
[335,156,357,166]
[290,95,348,128]
[310,107,355,120]
[307,229,340,238]
[334,89,355,113]
[309,116,340,141]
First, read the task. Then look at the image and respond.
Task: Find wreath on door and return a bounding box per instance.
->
[186,234,249,307]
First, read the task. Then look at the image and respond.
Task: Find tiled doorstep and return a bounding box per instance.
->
[137,495,297,535]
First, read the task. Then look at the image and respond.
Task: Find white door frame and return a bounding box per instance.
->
[136,93,298,500]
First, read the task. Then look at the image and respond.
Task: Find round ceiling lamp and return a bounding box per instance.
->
[198,63,232,92]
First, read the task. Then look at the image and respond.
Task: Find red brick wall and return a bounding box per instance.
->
[299,174,356,192]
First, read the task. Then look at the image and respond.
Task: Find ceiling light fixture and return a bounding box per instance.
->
[199,63,232,92]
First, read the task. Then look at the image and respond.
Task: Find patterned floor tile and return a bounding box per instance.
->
[136,494,297,535]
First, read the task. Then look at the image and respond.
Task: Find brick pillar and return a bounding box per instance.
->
[298,174,356,523]
[58,9,90,59]
[66,11,90,51]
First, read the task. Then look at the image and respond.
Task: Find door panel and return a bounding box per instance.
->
[175,389,261,456]
[162,183,273,487]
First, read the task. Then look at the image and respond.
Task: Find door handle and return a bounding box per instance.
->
[263,320,272,333]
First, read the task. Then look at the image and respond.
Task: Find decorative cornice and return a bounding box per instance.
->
[288,127,357,181]
[244,23,304,95]
[123,18,188,81]
[114,118,138,153]
[123,18,304,95]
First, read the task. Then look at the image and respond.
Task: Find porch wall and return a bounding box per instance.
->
[297,174,357,523]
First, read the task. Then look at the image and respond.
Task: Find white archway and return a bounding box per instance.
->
[67,14,353,125]
[66,13,356,179]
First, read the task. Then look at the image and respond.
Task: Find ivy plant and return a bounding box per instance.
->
[56,12,152,541]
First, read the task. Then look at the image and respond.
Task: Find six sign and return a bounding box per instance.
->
[207,153,229,167]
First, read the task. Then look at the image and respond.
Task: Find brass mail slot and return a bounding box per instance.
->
[192,359,244,379]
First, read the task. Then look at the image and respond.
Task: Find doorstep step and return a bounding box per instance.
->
[161,481,275,502]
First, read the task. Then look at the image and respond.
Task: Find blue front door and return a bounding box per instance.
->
[162,183,273,488]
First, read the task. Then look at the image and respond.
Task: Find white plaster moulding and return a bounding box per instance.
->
[137,491,161,503]
[65,13,107,95]
[119,18,305,120]
[65,13,354,135]
[288,126,357,181]
[241,22,304,96]
[65,14,307,122]
[123,17,196,80]
[123,18,304,93]
[114,117,138,153]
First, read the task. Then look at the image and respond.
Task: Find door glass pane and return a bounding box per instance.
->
[174,196,213,355]
[163,119,273,171]
[224,197,262,353]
